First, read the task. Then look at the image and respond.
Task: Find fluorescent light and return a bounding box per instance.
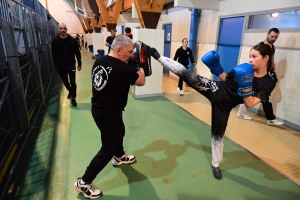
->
[271,13,279,17]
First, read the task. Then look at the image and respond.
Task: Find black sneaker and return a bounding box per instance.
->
[67,92,72,99]
[112,154,136,166]
[74,177,102,199]
[212,166,222,180]
[71,98,77,106]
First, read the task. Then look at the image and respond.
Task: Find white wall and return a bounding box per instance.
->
[159,0,300,129]
[195,0,300,78]
[132,29,164,98]
[219,0,300,15]
[39,0,83,34]
[157,8,192,78]
[39,0,300,128]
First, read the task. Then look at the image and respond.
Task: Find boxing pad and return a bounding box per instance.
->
[201,50,224,76]
[269,68,278,83]
[233,63,254,98]
[129,41,152,76]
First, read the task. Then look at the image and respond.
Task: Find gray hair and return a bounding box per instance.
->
[111,34,133,51]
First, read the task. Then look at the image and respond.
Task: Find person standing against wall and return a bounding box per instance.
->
[174,38,196,96]
[236,28,284,126]
[105,29,116,54]
[125,27,133,39]
[51,22,82,106]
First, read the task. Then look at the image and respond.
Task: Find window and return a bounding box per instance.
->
[248,10,300,29]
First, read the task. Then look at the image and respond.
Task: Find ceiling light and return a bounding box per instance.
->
[271,13,279,18]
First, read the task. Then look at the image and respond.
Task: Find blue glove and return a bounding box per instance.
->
[233,63,254,98]
[201,50,224,76]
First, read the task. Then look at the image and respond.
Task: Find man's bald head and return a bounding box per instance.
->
[58,22,68,38]
[58,23,67,28]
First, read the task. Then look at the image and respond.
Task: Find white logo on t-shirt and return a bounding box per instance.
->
[92,65,112,91]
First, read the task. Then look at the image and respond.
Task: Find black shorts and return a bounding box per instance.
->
[180,71,235,139]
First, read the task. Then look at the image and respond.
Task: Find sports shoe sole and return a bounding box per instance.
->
[112,157,136,167]
[237,114,252,120]
[74,182,103,199]
[267,122,284,126]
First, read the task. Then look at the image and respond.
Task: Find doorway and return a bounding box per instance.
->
[216,16,245,80]
[163,24,172,75]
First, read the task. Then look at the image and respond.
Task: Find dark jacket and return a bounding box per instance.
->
[174,46,195,67]
[51,34,82,69]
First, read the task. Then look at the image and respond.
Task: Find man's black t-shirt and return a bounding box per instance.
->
[91,55,139,112]
[106,36,115,54]
[259,41,275,54]
[51,34,82,69]
[225,70,275,106]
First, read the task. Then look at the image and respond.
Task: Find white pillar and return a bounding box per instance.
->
[132,29,164,98]
[92,33,104,55]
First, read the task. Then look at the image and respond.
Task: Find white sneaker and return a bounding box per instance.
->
[237,113,252,120]
[267,119,284,126]
[112,154,136,166]
[180,90,184,96]
[74,178,102,199]
[177,87,180,93]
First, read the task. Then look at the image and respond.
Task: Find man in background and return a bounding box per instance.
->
[105,29,116,54]
[125,27,133,39]
[51,23,82,106]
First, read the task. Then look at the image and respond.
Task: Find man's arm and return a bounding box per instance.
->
[74,41,82,69]
[271,46,276,69]
[105,37,111,47]
[135,68,145,86]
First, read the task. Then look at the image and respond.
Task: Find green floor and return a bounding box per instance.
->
[11,50,300,200]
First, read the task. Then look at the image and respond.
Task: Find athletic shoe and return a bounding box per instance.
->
[177,87,180,93]
[67,92,72,99]
[74,177,102,199]
[237,113,252,120]
[212,166,222,180]
[71,98,77,106]
[180,90,184,96]
[112,154,136,166]
[267,119,284,126]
